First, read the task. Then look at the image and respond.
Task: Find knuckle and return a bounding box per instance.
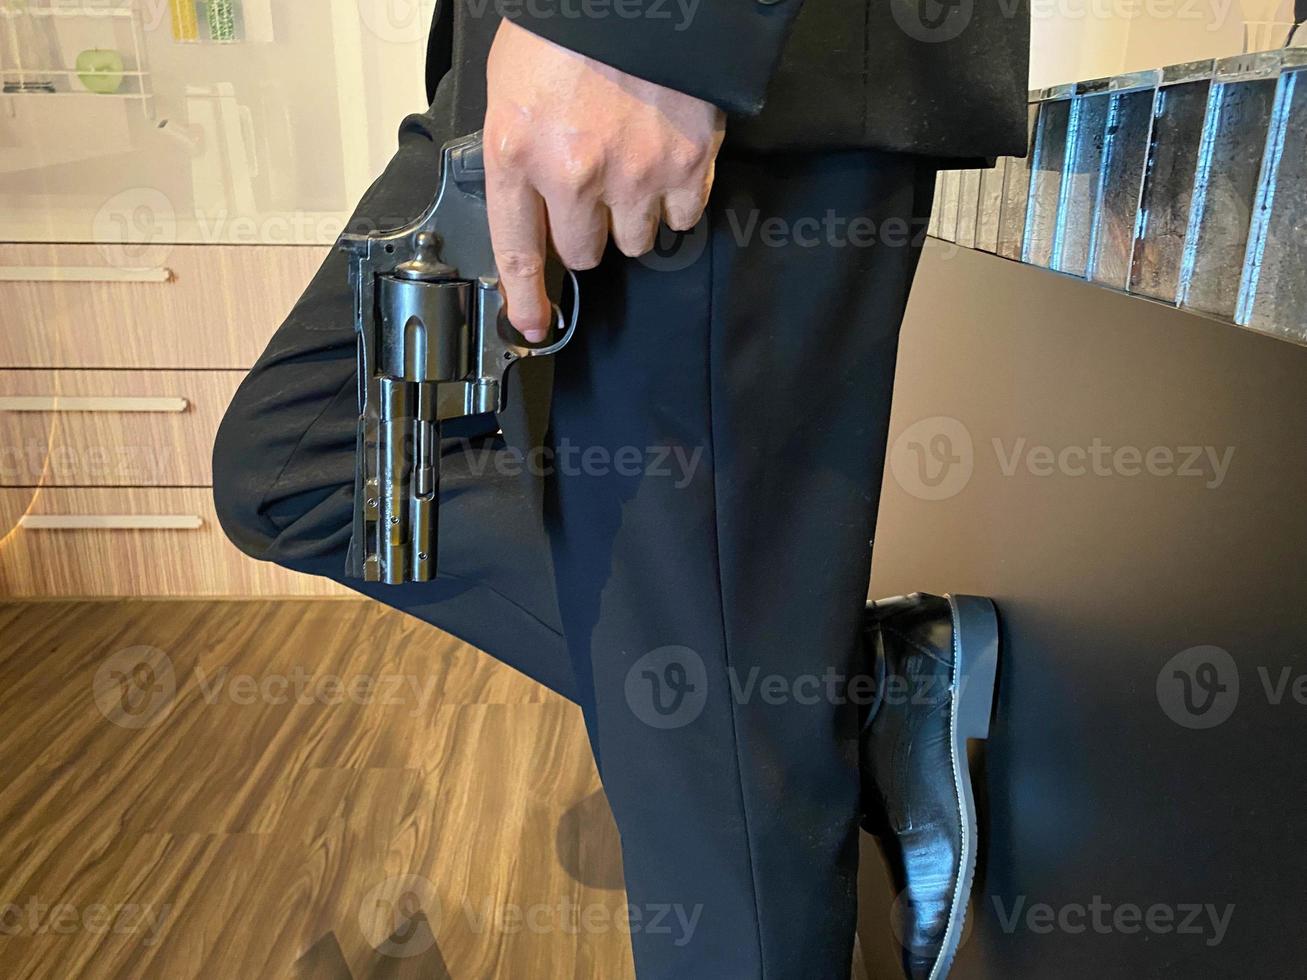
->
[622,155,658,191]
[495,249,544,281]
[486,126,530,169]
[668,140,709,176]
[556,152,603,196]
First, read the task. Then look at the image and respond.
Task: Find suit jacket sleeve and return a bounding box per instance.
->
[505,3,804,115]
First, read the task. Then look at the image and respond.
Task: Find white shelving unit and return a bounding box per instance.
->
[0,0,155,119]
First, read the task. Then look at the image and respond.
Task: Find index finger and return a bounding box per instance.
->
[485,166,552,342]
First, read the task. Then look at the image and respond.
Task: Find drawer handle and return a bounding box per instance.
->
[0,266,172,284]
[18,515,204,531]
[0,396,190,413]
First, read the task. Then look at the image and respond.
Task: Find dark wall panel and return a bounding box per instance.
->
[857,243,1307,979]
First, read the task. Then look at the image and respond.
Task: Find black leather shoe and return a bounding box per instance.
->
[860,593,1000,980]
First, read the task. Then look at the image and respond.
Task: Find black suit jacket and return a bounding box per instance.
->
[426,0,1029,159]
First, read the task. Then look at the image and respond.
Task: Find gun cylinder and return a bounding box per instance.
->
[378,277,471,383]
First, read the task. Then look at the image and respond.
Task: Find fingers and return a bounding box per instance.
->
[609,198,662,258]
[662,184,711,233]
[485,169,552,342]
[542,192,608,270]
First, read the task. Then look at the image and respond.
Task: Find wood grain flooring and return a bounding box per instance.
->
[0,600,631,980]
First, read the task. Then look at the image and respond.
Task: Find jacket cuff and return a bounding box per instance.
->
[504,1,802,116]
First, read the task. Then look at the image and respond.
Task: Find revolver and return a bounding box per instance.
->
[339,131,579,584]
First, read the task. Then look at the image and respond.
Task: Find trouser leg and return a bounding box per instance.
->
[215,96,934,979]
[544,149,933,979]
[212,106,576,703]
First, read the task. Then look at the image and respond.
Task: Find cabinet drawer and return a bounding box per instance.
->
[0,243,329,369]
[0,370,244,487]
[0,488,348,597]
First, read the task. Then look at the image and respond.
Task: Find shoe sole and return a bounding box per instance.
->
[929,594,1000,980]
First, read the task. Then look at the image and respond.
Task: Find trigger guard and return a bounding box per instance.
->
[511,270,580,359]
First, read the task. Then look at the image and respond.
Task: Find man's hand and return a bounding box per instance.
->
[484,19,726,341]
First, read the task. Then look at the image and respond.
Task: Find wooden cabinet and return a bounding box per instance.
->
[0,488,345,597]
[0,243,347,597]
[0,243,328,369]
[0,370,243,487]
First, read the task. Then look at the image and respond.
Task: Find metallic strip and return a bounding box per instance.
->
[18,514,204,531]
[0,396,189,413]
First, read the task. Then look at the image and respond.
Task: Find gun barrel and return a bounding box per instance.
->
[410,384,439,582]
[377,377,414,585]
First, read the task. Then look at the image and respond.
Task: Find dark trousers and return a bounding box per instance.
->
[213,102,933,979]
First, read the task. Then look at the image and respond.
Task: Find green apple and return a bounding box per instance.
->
[76,49,126,95]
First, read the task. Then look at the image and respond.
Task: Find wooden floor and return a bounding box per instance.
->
[0,600,632,980]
